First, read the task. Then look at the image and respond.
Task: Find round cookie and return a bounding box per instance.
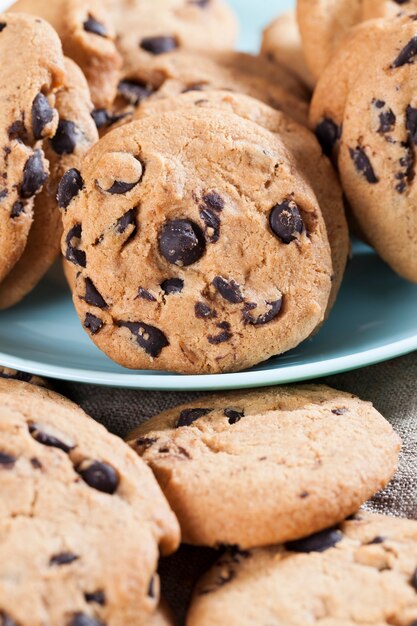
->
[127,385,400,548]
[0,366,49,387]
[134,90,349,318]
[60,108,333,374]
[297,0,417,80]
[0,58,98,310]
[187,512,417,626]
[310,14,417,283]
[261,10,315,90]
[0,378,180,626]
[0,13,65,285]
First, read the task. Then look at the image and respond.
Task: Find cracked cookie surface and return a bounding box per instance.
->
[128,385,400,548]
[0,378,180,626]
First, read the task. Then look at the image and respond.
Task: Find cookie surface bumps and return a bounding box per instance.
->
[0,378,179,626]
[128,385,400,548]
[61,108,333,374]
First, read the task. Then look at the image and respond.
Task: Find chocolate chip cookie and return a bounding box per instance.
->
[128,385,400,548]
[297,0,417,80]
[0,13,64,285]
[310,14,417,282]
[0,57,98,309]
[0,378,180,626]
[0,366,49,387]
[60,108,333,374]
[135,89,349,318]
[187,512,417,625]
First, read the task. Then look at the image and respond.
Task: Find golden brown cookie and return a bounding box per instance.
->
[60,108,333,374]
[0,378,180,626]
[128,385,400,548]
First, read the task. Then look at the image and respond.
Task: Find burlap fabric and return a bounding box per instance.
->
[53,351,417,625]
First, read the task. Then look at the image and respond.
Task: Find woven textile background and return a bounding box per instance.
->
[53,351,417,625]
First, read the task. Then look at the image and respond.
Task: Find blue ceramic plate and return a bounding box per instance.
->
[0,0,416,389]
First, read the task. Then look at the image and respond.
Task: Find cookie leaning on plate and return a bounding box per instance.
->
[60,108,333,374]
[310,14,417,283]
[128,385,400,548]
[0,378,180,626]
[187,512,417,625]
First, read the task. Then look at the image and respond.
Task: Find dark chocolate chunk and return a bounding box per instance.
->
[115,208,137,237]
[0,452,16,468]
[69,613,103,626]
[0,23,7,32]
[50,553,79,566]
[65,224,86,267]
[243,299,283,326]
[377,108,396,134]
[76,459,119,494]
[105,180,140,195]
[176,408,213,428]
[57,168,84,209]
[0,370,31,382]
[224,408,244,425]
[83,15,108,37]
[195,302,217,319]
[212,276,243,304]
[10,202,25,218]
[50,120,78,155]
[84,278,108,309]
[367,536,385,545]
[349,147,379,183]
[0,189,7,202]
[0,612,18,626]
[8,120,28,142]
[135,437,158,449]
[148,575,158,598]
[84,591,106,606]
[161,278,184,295]
[269,200,304,243]
[392,36,417,68]
[286,527,343,553]
[116,320,169,358]
[28,423,74,453]
[202,192,225,212]
[410,568,417,590]
[21,150,48,198]
[406,105,417,144]
[137,287,156,301]
[315,117,340,156]
[208,321,233,344]
[84,313,104,336]
[32,93,54,140]
[200,206,220,243]
[373,99,385,109]
[118,79,153,105]
[91,108,128,129]
[159,219,206,266]
[140,36,179,55]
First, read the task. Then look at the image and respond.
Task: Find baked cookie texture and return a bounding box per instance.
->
[261,10,315,90]
[297,0,417,80]
[134,90,349,318]
[0,378,180,626]
[128,385,400,548]
[9,0,238,108]
[187,512,417,626]
[310,15,417,283]
[60,108,333,374]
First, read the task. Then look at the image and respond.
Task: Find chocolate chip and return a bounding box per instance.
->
[315,117,340,156]
[269,200,304,243]
[286,527,343,553]
[137,287,156,301]
[377,108,396,134]
[50,120,79,155]
[28,423,74,453]
[32,93,54,140]
[115,208,137,237]
[367,536,385,545]
[0,452,16,468]
[224,408,244,424]
[392,36,417,67]
[208,321,233,344]
[243,299,283,326]
[65,224,86,267]
[10,202,25,218]
[84,591,106,606]
[50,553,79,566]
[135,437,158,449]
[148,575,158,598]
[195,302,217,319]
[84,278,107,309]
[8,120,28,142]
[0,370,31,382]
[159,219,206,266]
[21,150,48,198]
[200,206,220,242]
[0,190,7,202]
[31,458,42,469]
[118,79,153,105]
[349,147,379,183]
[57,168,84,209]
[83,15,108,37]
[202,192,225,212]
[0,612,18,626]
[116,321,169,358]
[76,460,119,494]
[91,109,128,129]
[373,99,385,109]
[161,278,184,295]
[212,277,243,304]
[84,313,104,335]
[0,23,7,32]
[176,408,213,428]
[331,408,348,415]
[406,105,417,144]
[410,568,417,590]
[69,613,103,626]
[140,36,179,55]
[100,162,144,195]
